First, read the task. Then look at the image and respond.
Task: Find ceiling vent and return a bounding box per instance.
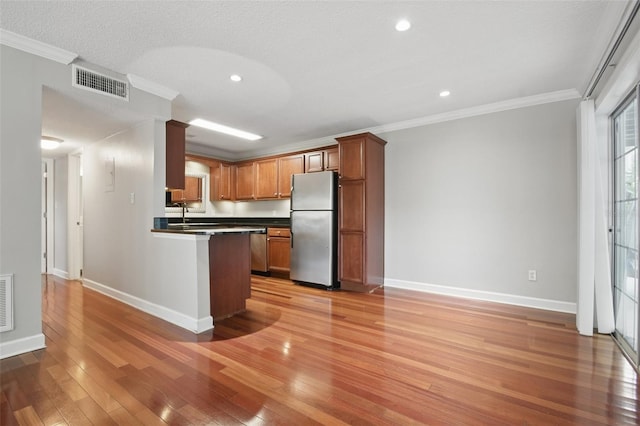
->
[72,64,129,101]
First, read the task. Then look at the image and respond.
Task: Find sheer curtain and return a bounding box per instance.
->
[577,99,615,336]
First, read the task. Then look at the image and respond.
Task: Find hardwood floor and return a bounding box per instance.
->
[1,274,638,425]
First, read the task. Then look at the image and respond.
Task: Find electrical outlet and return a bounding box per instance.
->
[528,270,537,281]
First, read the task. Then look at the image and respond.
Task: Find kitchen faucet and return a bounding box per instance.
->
[173,202,189,223]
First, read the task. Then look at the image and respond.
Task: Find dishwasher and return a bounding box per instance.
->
[250,230,268,273]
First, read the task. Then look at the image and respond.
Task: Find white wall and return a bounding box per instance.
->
[53,156,68,277]
[383,99,579,311]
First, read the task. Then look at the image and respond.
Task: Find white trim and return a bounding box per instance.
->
[82,278,214,333]
[385,278,577,314]
[0,29,77,64]
[127,74,180,100]
[52,268,69,279]
[0,333,46,359]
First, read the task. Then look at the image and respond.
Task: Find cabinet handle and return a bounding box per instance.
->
[274,192,277,196]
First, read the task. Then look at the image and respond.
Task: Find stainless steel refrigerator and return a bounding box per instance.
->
[290,171,339,288]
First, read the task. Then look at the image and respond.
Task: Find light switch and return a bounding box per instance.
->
[130,192,135,204]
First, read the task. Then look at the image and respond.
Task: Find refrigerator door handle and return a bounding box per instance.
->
[290,230,294,248]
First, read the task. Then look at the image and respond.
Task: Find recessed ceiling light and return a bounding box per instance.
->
[41,136,63,150]
[230,74,242,82]
[395,19,411,32]
[189,118,262,141]
[439,90,451,97]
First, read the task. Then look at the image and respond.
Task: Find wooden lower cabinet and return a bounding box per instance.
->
[267,227,291,275]
[338,232,364,286]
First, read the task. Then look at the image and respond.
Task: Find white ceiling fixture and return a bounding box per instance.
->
[440,90,451,97]
[189,118,262,141]
[395,19,411,32]
[230,74,242,82]
[41,136,63,150]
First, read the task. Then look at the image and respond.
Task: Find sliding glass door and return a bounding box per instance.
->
[612,86,639,367]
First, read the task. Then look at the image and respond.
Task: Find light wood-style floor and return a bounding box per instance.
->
[1,274,638,425]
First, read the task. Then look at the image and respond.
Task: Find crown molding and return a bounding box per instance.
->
[127,74,180,100]
[366,88,582,135]
[0,29,77,64]
[238,88,582,160]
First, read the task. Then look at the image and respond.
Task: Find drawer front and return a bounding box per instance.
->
[267,227,291,238]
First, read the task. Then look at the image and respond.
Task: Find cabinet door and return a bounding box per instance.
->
[255,159,278,199]
[219,163,234,200]
[268,237,291,274]
[339,232,364,284]
[339,138,365,180]
[305,151,324,173]
[325,147,339,171]
[339,180,364,232]
[278,154,304,197]
[183,176,202,202]
[166,120,188,189]
[235,162,255,200]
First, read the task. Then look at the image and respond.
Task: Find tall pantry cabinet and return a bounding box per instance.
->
[336,132,386,293]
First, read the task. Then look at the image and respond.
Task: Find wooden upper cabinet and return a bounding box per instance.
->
[219,162,234,200]
[255,155,303,199]
[304,146,339,173]
[166,120,189,189]
[255,159,278,199]
[325,147,339,171]
[277,154,304,198]
[338,139,364,180]
[171,176,202,203]
[235,162,255,200]
[305,151,324,173]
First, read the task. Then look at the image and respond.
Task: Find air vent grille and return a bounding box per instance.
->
[72,64,129,100]
[0,274,14,332]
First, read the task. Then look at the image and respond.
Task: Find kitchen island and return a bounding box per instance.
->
[151,225,265,331]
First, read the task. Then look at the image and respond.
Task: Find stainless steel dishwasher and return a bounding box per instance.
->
[250,230,268,273]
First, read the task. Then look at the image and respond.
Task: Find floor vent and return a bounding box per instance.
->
[72,64,129,101]
[0,274,13,332]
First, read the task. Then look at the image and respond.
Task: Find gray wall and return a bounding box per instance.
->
[382,99,579,305]
[0,44,170,357]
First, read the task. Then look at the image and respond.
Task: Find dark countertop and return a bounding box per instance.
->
[151,226,267,235]
[154,216,290,230]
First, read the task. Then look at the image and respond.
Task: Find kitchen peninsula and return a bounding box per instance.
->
[151,223,267,331]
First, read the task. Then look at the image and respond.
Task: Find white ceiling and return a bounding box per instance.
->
[0,1,631,160]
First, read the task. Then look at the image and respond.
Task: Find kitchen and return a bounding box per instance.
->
[150,127,385,328]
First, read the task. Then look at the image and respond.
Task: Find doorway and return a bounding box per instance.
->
[612,84,639,368]
[68,153,83,280]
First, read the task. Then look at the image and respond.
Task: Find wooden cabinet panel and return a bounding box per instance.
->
[304,147,339,173]
[305,151,324,173]
[256,159,278,199]
[325,147,339,171]
[171,175,202,203]
[277,154,304,198]
[339,139,364,180]
[219,163,234,200]
[166,120,188,189]
[209,233,251,320]
[235,162,255,200]
[268,227,291,275]
[339,232,364,285]
[339,180,364,232]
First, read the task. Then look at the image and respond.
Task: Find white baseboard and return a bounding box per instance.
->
[384,278,576,314]
[52,268,68,279]
[0,333,46,359]
[82,278,214,334]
